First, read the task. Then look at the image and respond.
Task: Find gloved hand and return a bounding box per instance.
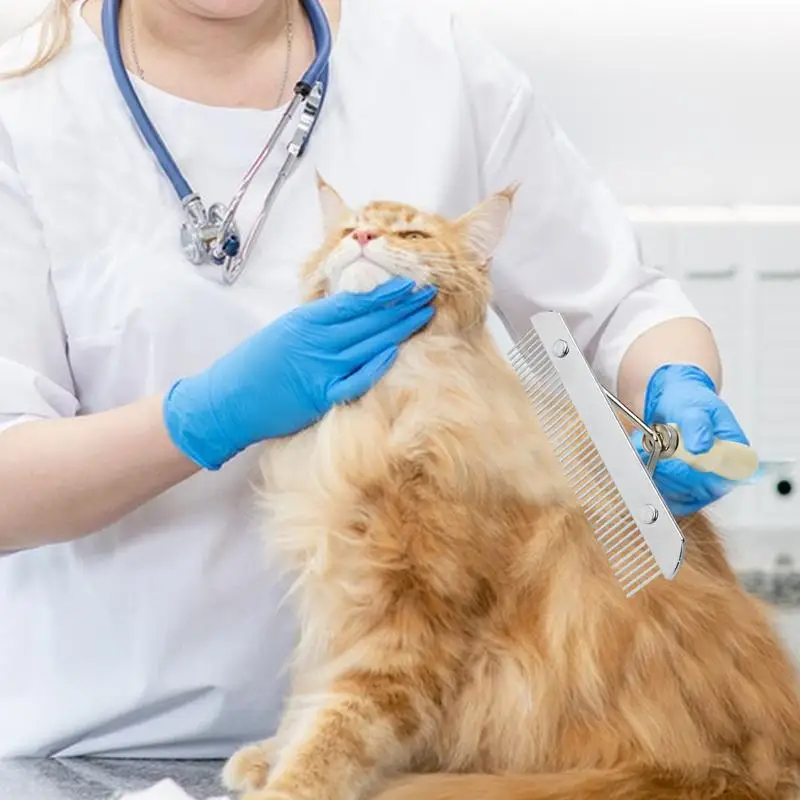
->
[163,276,436,470]
[631,363,751,517]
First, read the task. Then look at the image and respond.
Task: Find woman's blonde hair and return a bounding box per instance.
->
[1,0,75,79]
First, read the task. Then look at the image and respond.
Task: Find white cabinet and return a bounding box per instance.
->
[634,217,800,542]
[751,230,800,527]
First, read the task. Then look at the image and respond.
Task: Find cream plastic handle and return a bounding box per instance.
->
[666,423,760,481]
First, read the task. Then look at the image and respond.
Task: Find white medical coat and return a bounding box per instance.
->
[0,0,702,758]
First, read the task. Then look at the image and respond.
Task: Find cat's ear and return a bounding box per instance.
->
[316,172,352,235]
[456,183,519,266]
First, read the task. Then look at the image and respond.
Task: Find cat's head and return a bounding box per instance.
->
[301,174,518,332]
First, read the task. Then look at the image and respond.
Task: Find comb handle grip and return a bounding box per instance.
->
[667,423,759,482]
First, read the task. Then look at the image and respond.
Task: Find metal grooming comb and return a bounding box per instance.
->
[508,311,758,597]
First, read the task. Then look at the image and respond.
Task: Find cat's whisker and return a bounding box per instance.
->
[402,249,483,260]
[386,256,484,274]
[387,251,484,266]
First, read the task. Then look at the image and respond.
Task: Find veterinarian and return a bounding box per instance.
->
[0,0,751,759]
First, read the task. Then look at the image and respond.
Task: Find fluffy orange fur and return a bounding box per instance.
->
[222,177,800,800]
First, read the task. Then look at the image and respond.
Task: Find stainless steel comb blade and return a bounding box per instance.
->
[508,311,686,597]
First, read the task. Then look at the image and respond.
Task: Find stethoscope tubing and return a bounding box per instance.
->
[101,0,192,201]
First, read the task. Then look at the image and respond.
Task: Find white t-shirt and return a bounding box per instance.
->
[0,0,702,758]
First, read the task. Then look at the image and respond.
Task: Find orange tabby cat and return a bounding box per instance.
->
[222,176,800,800]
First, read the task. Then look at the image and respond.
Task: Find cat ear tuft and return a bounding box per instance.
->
[457,183,519,266]
[316,172,351,235]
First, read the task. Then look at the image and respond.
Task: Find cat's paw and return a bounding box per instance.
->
[222,740,275,793]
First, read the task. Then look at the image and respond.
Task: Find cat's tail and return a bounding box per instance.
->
[374,767,795,800]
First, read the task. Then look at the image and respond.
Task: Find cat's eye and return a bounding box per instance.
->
[397,230,431,240]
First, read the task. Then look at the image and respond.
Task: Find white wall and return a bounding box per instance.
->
[6,0,800,206]
[457,0,800,208]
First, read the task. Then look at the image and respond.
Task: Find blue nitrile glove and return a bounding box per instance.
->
[163,276,436,470]
[631,364,751,517]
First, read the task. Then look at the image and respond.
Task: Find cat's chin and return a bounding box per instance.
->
[330,259,395,294]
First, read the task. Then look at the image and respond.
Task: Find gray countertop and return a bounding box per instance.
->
[0,758,228,800]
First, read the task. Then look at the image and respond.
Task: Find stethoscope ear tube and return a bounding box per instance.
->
[101,0,194,203]
[299,0,333,88]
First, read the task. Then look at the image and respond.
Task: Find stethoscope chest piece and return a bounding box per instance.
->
[180,196,244,285]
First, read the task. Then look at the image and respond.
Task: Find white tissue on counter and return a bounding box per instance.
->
[114,777,230,800]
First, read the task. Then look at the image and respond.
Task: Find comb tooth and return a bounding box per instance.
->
[560,442,607,486]
[613,547,652,578]
[528,390,564,414]
[626,570,660,594]
[607,537,636,564]
[622,556,660,581]
[550,414,590,444]
[512,356,540,377]
[624,563,663,596]
[606,527,645,558]
[546,420,582,446]
[522,354,553,374]
[589,486,626,512]
[614,555,649,583]
[552,414,591,445]
[561,452,602,488]
[535,401,575,434]
[613,546,655,581]
[599,523,636,551]
[567,468,603,500]
[522,331,547,349]
[591,515,624,538]
[611,543,652,575]
[622,564,662,597]
[521,362,555,382]
[514,329,544,351]
[554,435,596,473]
[600,511,635,537]
[613,542,653,577]
[567,457,607,496]
[531,388,569,414]
[596,526,631,554]
[565,450,607,491]
[572,476,611,513]
[522,353,552,373]
[593,507,631,539]
[571,450,608,485]
[620,559,660,589]
[512,346,549,371]
[599,512,633,537]
[530,376,566,402]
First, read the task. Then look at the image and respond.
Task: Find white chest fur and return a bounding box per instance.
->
[329,258,395,294]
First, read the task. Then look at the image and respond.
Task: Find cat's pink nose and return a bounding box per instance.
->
[352,229,378,247]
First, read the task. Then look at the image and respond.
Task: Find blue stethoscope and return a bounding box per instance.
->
[101,0,332,285]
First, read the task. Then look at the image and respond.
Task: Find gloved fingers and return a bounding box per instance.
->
[709,401,750,445]
[326,346,399,405]
[654,463,734,517]
[335,304,436,367]
[328,284,437,350]
[674,407,715,454]
[302,277,417,324]
[643,364,717,423]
